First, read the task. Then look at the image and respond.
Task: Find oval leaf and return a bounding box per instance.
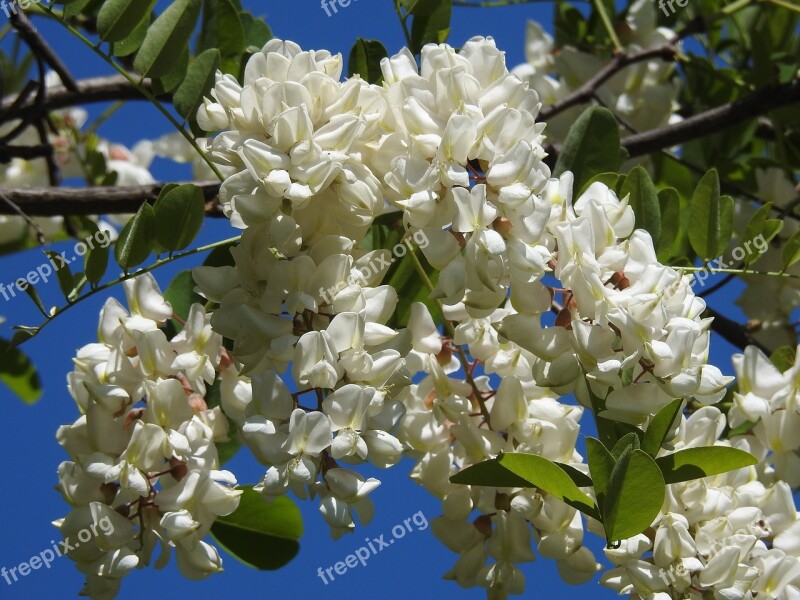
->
[348,39,388,84]
[621,166,661,247]
[115,203,155,270]
[154,184,205,252]
[604,448,665,542]
[133,0,202,78]
[451,453,599,518]
[688,169,733,260]
[656,446,758,484]
[554,107,623,195]
[97,0,157,43]
[211,487,302,571]
[174,49,221,120]
[641,398,684,457]
[0,338,42,404]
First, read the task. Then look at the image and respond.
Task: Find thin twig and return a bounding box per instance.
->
[0,190,45,244]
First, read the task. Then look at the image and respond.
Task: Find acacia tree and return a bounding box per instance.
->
[1,0,799,598]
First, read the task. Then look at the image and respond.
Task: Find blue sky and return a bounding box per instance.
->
[0,2,752,599]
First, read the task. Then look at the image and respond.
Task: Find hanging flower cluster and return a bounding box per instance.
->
[55,34,800,600]
[55,274,243,599]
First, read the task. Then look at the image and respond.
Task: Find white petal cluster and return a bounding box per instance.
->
[601,357,800,599]
[55,273,242,598]
[511,0,680,141]
[55,33,800,600]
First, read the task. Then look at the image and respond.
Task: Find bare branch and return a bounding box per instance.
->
[0,75,165,124]
[623,78,800,157]
[0,182,224,217]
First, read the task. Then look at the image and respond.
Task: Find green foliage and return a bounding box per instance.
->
[741,203,782,266]
[133,0,202,78]
[641,399,684,457]
[621,166,661,247]
[0,339,42,404]
[211,488,303,570]
[153,184,206,253]
[404,0,452,54]
[174,49,221,120]
[348,39,388,84]
[688,169,734,261]
[115,202,155,271]
[554,107,623,195]
[97,0,157,42]
[656,446,758,484]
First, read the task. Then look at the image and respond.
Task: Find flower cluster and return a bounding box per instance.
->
[511,0,681,141]
[56,33,800,600]
[55,273,243,598]
[602,345,800,598]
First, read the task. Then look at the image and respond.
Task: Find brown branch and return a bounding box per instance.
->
[706,307,770,354]
[539,44,678,121]
[623,78,800,158]
[9,11,79,92]
[0,75,166,124]
[0,181,224,217]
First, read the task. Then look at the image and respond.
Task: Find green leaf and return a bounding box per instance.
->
[154,184,205,252]
[770,346,797,373]
[174,49,221,120]
[409,0,452,54]
[196,0,245,74]
[603,448,665,542]
[152,46,189,95]
[688,169,733,260]
[211,488,302,570]
[134,0,202,78]
[656,447,758,484]
[782,230,800,270]
[0,338,42,404]
[97,0,157,42]
[610,432,640,460]
[555,462,593,488]
[554,107,622,194]
[621,166,661,247]
[84,227,110,286]
[578,172,619,197]
[742,203,782,266]
[641,398,684,457]
[240,13,272,52]
[111,14,150,57]
[450,453,599,518]
[44,250,75,302]
[203,378,240,464]
[163,270,203,334]
[586,437,614,511]
[656,188,690,263]
[348,39,388,84]
[63,0,94,18]
[115,202,155,270]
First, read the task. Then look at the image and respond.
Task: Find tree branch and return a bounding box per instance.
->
[538,44,678,121]
[0,75,165,124]
[0,181,224,217]
[706,307,770,354]
[623,78,800,157]
[9,11,79,92]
